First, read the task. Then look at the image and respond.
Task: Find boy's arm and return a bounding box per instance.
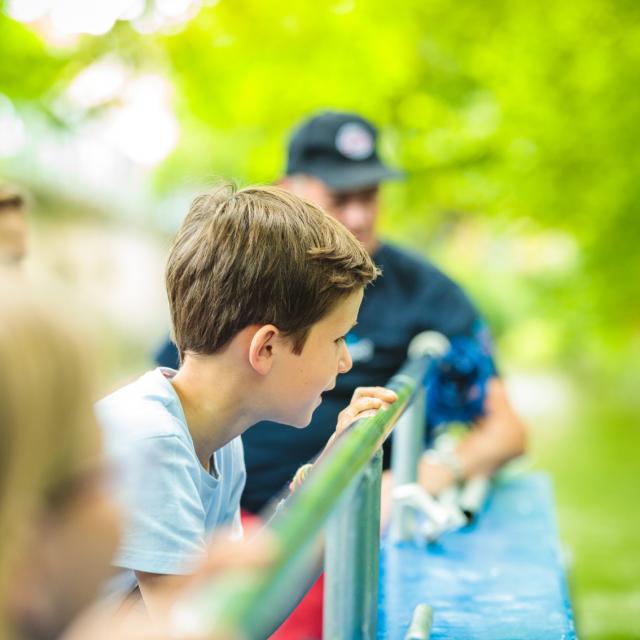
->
[135,571,189,622]
[135,527,278,623]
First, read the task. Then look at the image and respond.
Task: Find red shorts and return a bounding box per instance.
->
[241,509,323,640]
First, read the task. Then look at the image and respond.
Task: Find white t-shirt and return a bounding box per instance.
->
[96,368,245,593]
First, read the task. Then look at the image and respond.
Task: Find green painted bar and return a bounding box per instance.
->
[391,386,426,486]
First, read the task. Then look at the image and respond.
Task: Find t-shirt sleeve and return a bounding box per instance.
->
[113,434,208,576]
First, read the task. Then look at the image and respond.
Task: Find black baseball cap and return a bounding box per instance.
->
[286,111,403,192]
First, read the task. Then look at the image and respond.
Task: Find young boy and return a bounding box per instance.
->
[96,184,396,616]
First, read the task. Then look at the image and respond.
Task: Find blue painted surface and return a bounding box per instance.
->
[378,473,576,639]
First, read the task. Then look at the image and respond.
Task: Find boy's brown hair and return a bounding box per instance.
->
[166,184,378,359]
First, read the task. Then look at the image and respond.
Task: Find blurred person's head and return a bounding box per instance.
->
[166,183,376,360]
[165,183,377,427]
[0,185,28,268]
[0,276,121,640]
[280,111,402,254]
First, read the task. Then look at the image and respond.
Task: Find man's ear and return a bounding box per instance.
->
[248,325,279,375]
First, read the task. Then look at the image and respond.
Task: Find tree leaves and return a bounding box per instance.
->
[1,0,638,359]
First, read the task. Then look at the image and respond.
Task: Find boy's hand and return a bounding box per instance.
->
[335,386,398,434]
[291,387,398,492]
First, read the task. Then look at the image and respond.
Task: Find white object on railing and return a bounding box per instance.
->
[391,386,426,487]
[389,483,466,542]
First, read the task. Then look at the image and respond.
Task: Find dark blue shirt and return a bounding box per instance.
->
[155,243,487,513]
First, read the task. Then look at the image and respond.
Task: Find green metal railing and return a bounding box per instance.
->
[170,336,447,640]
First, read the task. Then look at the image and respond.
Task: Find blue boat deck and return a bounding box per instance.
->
[378,473,577,639]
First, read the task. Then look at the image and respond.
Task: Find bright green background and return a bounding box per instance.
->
[1,2,639,637]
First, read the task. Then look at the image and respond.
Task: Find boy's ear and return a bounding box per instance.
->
[248,325,280,376]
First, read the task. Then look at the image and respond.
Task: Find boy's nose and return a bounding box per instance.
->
[338,342,353,374]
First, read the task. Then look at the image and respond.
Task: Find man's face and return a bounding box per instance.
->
[288,176,380,254]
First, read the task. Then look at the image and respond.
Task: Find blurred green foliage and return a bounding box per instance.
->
[534,384,640,640]
[0,12,68,99]
[1,0,638,370]
[1,3,639,637]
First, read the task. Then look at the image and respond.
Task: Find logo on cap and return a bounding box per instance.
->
[335,123,374,160]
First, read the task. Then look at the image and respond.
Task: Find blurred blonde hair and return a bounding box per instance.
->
[0,275,98,635]
[0,185,26,212]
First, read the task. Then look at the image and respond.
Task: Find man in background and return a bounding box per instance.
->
[243,111,526,509]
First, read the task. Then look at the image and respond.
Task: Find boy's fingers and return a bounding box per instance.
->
[351,386,398,402]
[354,409,379,420]
[361,398,387,411]
[352,386,390,398]
[336,396,394,432]
[347,397,383,417]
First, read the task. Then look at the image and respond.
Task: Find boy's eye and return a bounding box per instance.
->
[335,336,346,344]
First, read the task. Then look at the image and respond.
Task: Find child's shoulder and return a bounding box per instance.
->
[95,368,187,442]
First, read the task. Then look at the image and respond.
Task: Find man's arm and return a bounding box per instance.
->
[418,377,527,495]
[379,377,526,526]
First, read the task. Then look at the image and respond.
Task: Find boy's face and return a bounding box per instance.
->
[268,288,363,428]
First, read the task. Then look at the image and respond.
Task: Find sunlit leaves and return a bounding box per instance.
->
[1,0,639,360]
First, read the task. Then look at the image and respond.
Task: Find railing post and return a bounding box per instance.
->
[323,448,383,640]
[389,387,427,541]
[404,603,434,639]
[389,333,452,543]
[391,386,426,486]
